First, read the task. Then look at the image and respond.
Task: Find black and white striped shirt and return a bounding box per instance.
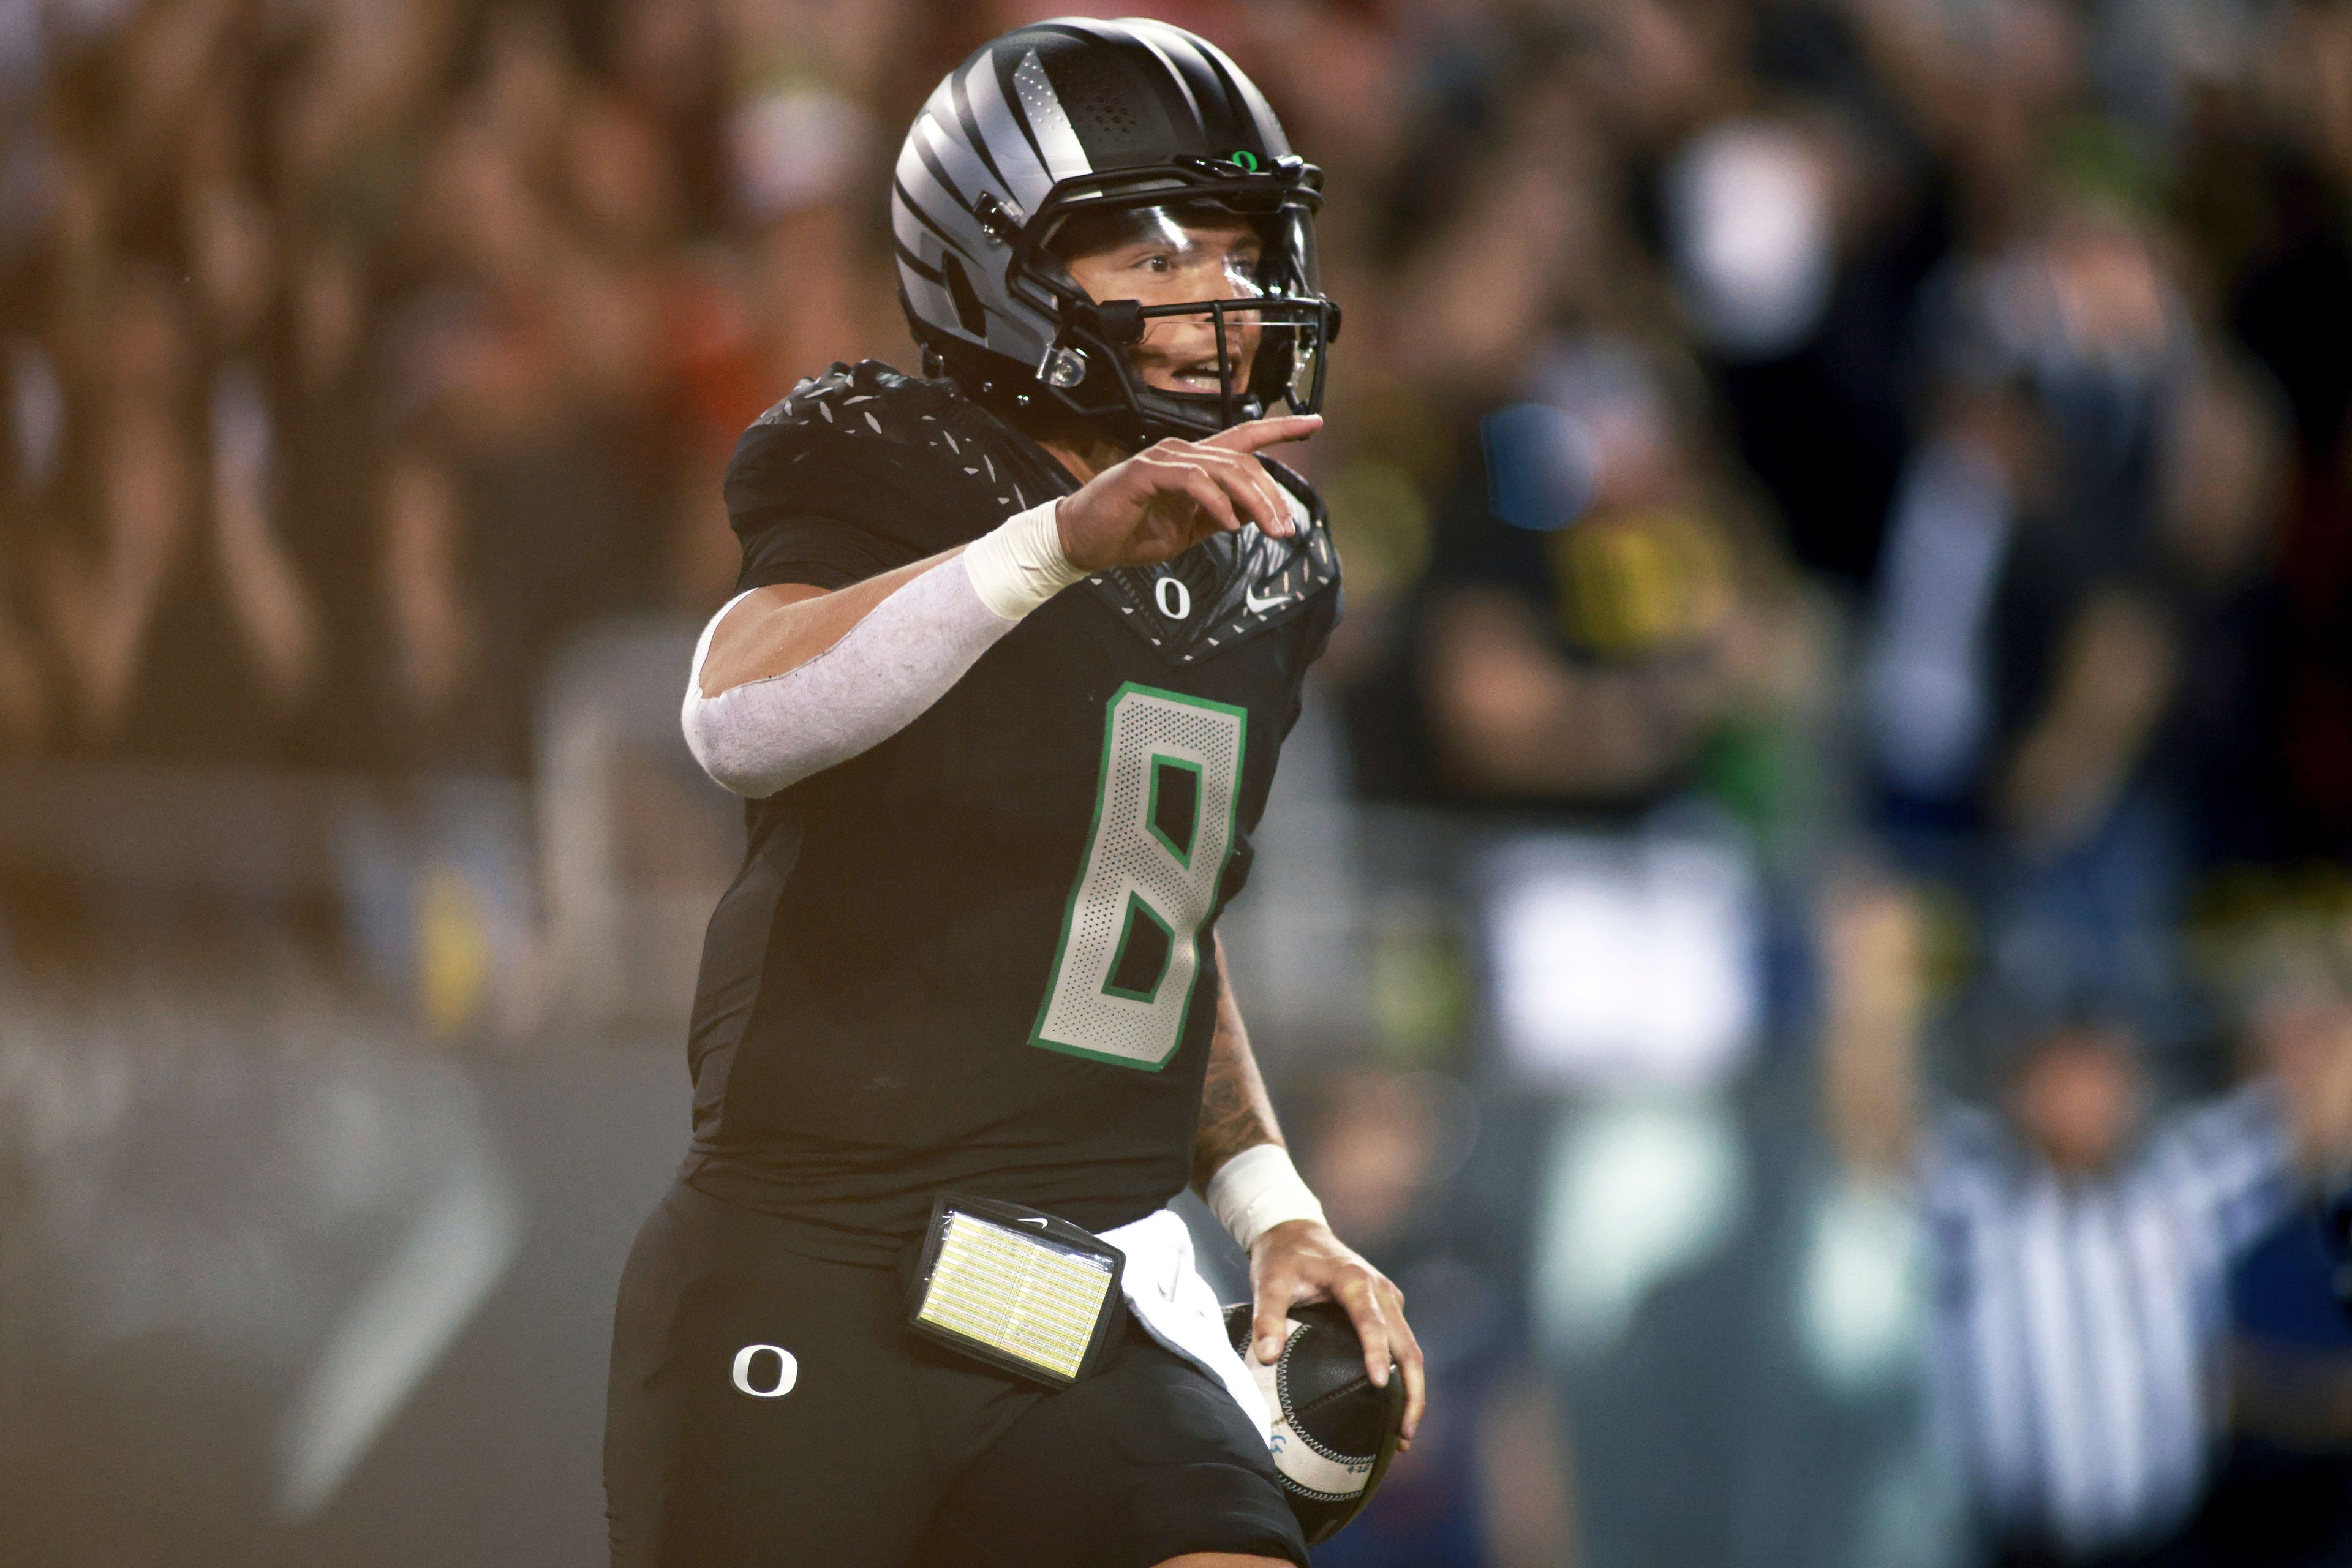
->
[1921,1087,2294,1556]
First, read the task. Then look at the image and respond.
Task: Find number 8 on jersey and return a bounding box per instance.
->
[1031,684,1248,1069]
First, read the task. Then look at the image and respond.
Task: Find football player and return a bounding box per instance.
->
[603,18,1422,1568]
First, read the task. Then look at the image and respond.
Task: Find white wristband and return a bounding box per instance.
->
[1205,1143,1326,1254]
[961,498,1086,621]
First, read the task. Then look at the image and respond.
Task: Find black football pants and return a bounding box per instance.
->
[604,1180,1307,1567]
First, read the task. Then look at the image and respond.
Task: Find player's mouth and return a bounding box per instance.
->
[1164,356,1236,394]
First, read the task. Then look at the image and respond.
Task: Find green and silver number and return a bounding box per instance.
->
[1032,683,1248,1069]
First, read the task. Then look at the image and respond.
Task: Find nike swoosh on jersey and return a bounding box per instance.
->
[1243,589,1291,613]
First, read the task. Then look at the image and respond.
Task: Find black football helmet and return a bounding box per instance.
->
[892,17,1338,446]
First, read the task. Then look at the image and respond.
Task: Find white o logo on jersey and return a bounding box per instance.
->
[1156,576,1191,620]
[731,1343,799,1398]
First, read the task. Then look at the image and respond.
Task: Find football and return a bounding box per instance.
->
[1223,1300,1408,1544]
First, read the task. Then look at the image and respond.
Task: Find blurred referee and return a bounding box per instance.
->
[1922,998,2352,1567]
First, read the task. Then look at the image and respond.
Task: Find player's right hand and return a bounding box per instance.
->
[1054,414,1321,572]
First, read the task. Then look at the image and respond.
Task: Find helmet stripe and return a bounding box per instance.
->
[1120,23,1204,129]
[1010,48,1090,183]
[892,240,944,284]
[947,64,1022,212]
[895,132,973,239]
[1186,35,1257,151]
[1166,25,1292,158]
[960,54,1055,211]
[914,111,998,211]
[891,173,971,261]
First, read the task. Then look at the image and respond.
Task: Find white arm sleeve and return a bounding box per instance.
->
[682,501,1084,798]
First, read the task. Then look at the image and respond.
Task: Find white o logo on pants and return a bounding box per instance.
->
[731,1344,798,1398]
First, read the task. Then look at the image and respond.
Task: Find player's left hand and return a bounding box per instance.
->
[1249,1218,1426,1449]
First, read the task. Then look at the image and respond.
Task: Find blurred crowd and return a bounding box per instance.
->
[7,1,2352,854]
[1,0,929,774]
[10,1,2352,1566]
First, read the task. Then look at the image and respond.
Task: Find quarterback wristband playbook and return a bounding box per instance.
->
[906,1194,1125,1386]
[961,499,1087,621]
[1207,1144,1327,1253]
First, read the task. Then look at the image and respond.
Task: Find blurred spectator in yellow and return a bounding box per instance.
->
[1344,323,1819,820]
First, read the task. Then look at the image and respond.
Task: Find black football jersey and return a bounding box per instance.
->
[680,361,1340,1261]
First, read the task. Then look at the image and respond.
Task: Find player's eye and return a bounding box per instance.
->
[1139,253,1173,274]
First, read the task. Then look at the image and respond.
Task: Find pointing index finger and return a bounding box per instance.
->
[1204,413,1322,454]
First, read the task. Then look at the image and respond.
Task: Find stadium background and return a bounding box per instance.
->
[4,0,2352,1564]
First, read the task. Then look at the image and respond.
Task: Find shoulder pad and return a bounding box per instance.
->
[726,361,1062,543]
[744,360,956,444]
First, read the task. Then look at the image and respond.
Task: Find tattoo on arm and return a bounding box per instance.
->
[1193,934,1285,1192]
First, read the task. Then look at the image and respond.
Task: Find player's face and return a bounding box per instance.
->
[1060,208,1264,398]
